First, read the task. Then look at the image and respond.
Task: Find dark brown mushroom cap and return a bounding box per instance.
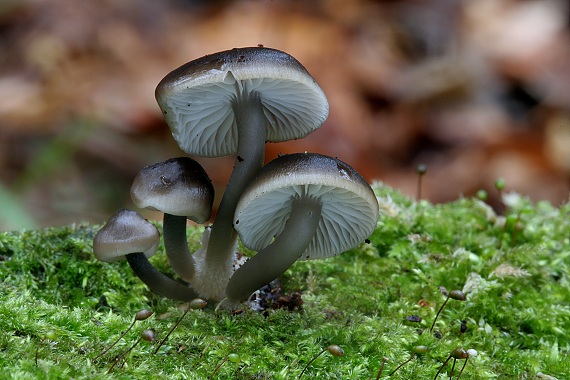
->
[155,47,328,157]
[93,209,159,263]
[233,153,379,259]
[130,157,214,223]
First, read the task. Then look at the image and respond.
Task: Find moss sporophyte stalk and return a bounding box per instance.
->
[1,185,569,378]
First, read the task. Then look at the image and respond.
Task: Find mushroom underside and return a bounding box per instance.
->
[234,184,378,259]
[226,197,323,302]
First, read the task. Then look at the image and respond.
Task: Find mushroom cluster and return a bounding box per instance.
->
[94,46,379,307]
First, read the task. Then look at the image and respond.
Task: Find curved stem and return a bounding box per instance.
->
[163,213,195,282]
[456,357,469,379]
[35,337,48,366]
[92,317,136,361]
[433,355,452,380]
[209,356,230,380]
[200,91,266,299]
[298,348,326,379]
[375,357,388,380]
[126,252,198,301]
[430,295,450,332]
[107,337,141,374]
[153,306,189,354]
[226,198,322,303]
[388,355,414,376]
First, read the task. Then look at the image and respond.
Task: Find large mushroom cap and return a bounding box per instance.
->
[93,209,159,263]
[233,153,379,259]
[155,47,329,157]
[130,157,214,223]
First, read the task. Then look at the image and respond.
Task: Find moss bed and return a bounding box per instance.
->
[0,184,568,379]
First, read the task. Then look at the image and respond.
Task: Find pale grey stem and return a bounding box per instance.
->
[226,198,323,303]
[203,91,266,286]
[163,213,195,282]
[126,252,198,301]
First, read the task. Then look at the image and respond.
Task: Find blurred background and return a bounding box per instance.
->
[1,0,569,230]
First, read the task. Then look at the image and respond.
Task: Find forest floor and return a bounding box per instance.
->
[1,185,568,379]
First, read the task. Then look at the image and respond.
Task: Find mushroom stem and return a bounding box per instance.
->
[226,198,323,303]
[201,91,266,298]
[163,213,195,282]
[126,252,198,301]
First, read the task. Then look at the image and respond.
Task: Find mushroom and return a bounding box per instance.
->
[155,47,329,300]
[93,209,198,301]
[226,153,379,303]
[130,157,214,282]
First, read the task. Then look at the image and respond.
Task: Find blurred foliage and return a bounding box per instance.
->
[1,0,569,230]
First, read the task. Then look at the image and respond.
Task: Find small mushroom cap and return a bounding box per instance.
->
[93,209,159,263]
[130,157,214,222]
[155,47,329,157]
[233,153,379,259]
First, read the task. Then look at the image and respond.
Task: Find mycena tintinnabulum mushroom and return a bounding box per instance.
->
[156,47,329,300]
[226,153,379,303]
[130,157,214,283]
[93,209,198,301]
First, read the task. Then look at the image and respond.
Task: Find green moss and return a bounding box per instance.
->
[1,185,569,379]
